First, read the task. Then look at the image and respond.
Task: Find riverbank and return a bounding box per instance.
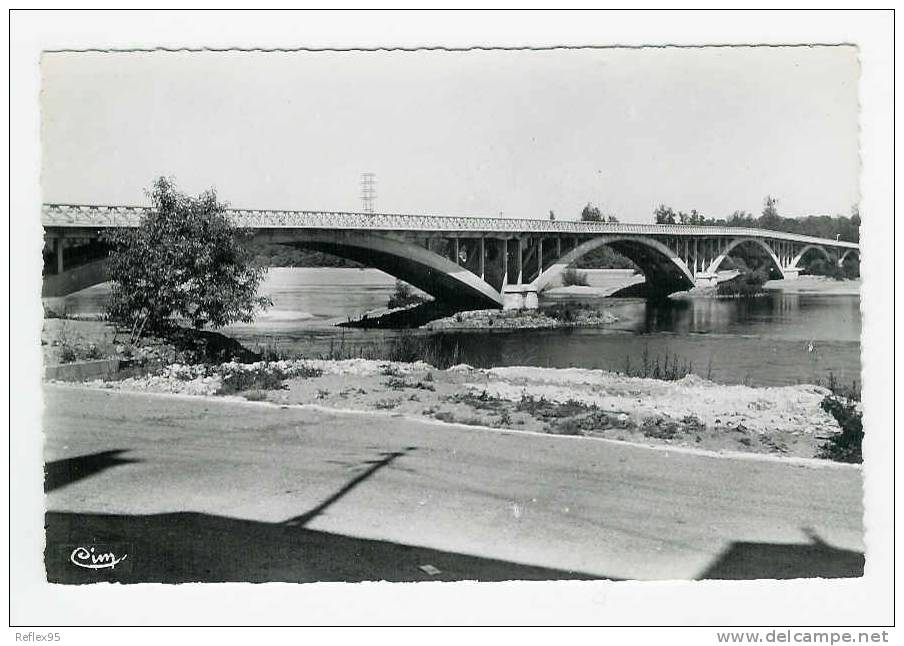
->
[765,276,861,295]
[58,350,847,461]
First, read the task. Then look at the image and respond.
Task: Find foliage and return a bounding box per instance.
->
[581,203,619,223]
[387,280,427,310]
[805,257,847,280]
[572,245,638,270]
[818,395,863,463]
[653,196,861,244]
[102,177,271,341]
[716,270,768,297]
[581,203,603,221]
[561,267,589,287]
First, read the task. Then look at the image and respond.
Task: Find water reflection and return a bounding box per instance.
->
[51,268,860,388]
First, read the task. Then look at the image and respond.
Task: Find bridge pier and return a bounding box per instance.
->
[694,272,719,288]
[782,267,801,280]
[502,285,539,310]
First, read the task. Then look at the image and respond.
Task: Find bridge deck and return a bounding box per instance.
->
[41,204,859,249]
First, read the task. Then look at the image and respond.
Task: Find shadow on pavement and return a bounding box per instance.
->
[699,529,864,580]
[44,510,606,584]
[46,444,605,583]
[44,449,140,493]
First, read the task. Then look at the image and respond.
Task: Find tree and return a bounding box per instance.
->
[653,204,677,224]
[102,177,271,342]
[581,203,603,221]
[606,215,619,223]
[760,195,781,229]
[548,210,556,221]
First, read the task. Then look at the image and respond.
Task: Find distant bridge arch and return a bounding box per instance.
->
[789,244,834,270]
[706,237,786,278]
[532,235,695,295]
[838,248,861,267]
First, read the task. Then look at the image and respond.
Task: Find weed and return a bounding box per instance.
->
[641,417,681,440]
[218,366,289,395]
[449,390,509,412]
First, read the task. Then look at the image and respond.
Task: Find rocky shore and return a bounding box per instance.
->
[423,306,618,331]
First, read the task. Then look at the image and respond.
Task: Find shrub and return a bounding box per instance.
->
[387,280,427,310]
[717,270,768,297]
[817,375,863,463]
[562,267,589,287]
[219,366,288,394]
[806,257,845,281]
[102,177,271,343]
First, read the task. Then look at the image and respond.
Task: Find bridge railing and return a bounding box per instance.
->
[41,204,860,249]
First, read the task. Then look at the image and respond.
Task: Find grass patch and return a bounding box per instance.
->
[622,346,695,381]
[321,331,465,369]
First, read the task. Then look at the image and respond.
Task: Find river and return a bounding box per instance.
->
[56,267,861,388]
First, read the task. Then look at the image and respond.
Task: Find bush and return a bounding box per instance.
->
[805,257,845,281]
[817,375,863,463]
[387,280,427,310]
[102,177,271,343]
[717,270,767,297]
[561,267,589,287]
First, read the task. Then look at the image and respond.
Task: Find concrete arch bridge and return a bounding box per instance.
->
[42,204,860,309]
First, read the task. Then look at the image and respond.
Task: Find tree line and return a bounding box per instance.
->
[652,196,860,243]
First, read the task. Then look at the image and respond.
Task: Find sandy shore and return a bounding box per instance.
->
[66,357,844,461]
[765,276,860,295]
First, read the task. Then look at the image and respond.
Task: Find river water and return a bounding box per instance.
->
[57,267,861,388]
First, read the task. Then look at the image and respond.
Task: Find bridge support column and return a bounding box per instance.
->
[502,285,539,310]
[694,272,719,288]
[55,239,64,274]
[783,267,801,280]
[479,237,485,280]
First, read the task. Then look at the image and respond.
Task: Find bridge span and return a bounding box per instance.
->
[42,204,860,308]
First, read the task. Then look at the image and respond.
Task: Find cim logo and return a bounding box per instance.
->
[65,544,132,574]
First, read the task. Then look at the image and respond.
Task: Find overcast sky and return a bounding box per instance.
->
[41,46,859,223]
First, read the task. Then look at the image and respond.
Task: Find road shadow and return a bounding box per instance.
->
[44,449,140,493]
[284,447,414,527]
[699,530,864,580]
[44,510,606,584]
[46,444,605,583]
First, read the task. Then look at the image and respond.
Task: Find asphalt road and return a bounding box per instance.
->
[43,384,864,583]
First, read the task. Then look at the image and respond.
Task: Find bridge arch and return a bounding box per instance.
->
[531,235,695,295]
[262,230,504,309]
[705,237,785,277]
[838,248,860,267]
[789,244,833,270]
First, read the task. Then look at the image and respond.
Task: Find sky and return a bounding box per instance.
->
[40,46,860,223]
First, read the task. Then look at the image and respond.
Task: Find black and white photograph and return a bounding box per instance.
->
[9,8,895,634]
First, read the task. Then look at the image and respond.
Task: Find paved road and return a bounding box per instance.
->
[43,385,864,583]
